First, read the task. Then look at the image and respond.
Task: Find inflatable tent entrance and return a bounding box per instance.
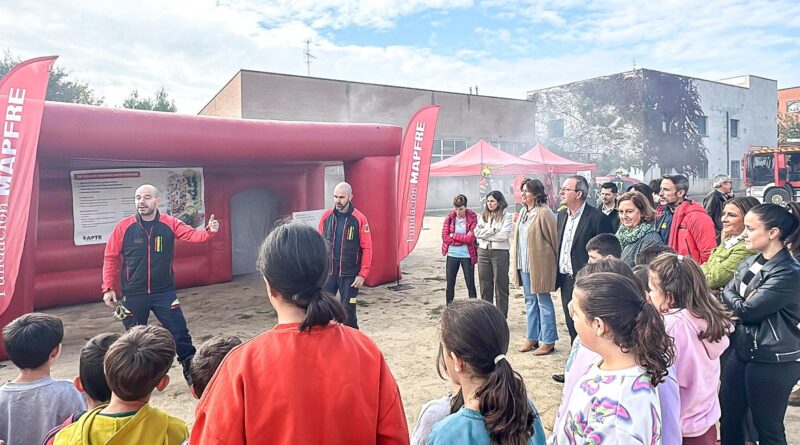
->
[0,101,402,354]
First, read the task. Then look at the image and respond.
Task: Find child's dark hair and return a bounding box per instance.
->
[481,190,509,223]
[79,333,120,403]
[521,179,548,205]
[2,313,63,369]
[256,222,346,331]
[104,325,175,401]
[647,254,731,342]
[632,265,649,295]
[191,335,242,398]
[435,342,465,414]
[440,299,536,445]
[576,257,642,294]
[586,233,622,259]
[635,244,676,266]
[574,273,675,386]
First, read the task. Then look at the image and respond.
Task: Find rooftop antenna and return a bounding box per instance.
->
[304,39,316,76]
[632,58,637,70]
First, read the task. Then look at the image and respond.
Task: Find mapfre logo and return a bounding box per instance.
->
[83,234,103,241]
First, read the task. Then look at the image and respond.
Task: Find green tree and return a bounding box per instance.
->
[531,71,646,174]
[122,87,176,112]
[1,50,104,105]
[642,70,708,177]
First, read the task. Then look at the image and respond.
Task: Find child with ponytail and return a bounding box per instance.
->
[647,254,731,444]
[192,223,409,444]
[428,299,545,445]
[555,259,681,445]
[551,273,675,444]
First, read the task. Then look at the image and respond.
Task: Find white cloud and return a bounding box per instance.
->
[1,0,797,114]
[428,31,438,46]
[474,26,512,45]
[223,0,473,30]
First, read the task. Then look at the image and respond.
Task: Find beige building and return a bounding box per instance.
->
[200,70,537,209]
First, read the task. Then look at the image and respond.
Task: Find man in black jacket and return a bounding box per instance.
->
[317,182,373,329]
[553,175,613,382]
[599,181,620,232]
[703,174,732,243]
[102,184,219,384]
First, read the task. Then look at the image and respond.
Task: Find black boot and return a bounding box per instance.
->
[181,355,194,386]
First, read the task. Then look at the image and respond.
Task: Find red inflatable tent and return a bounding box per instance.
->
[0,101,403,357]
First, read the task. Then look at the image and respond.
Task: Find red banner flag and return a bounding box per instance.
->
[396,105,440,262]
[0,56,56,316]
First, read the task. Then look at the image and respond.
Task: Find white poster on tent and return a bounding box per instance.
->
[576,170,592,181]
[292,209,326,229]
[70,168,205,246]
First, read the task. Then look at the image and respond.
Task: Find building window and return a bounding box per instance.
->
[788,101,800,113]
[431,139,443,161]
[432,139,471,161]
[730,119,739,137]
[695,115,708,136]
[548,119,564,138]
[440,139,456,160]
[731,160,741,179]
[698,159,709,179]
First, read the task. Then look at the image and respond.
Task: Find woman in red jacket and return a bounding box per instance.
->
[441,194,478,304]
[192,223,409,445]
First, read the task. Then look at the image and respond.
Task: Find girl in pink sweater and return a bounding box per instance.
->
[648,253,732,445]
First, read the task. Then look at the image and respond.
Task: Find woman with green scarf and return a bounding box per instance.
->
[616,191,663,266]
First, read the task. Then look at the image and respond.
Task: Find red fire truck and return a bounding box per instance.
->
[743,145,800,204]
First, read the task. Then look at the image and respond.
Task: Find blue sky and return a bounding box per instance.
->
[2,0,799,112]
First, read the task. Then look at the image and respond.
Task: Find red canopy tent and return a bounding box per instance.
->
[430,139,546,176]
[519,144,596,174]
[595,174,643,188]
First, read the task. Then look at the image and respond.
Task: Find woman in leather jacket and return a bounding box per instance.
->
[719,203,800,445]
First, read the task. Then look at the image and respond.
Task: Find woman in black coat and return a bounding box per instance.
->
[719,203,800,445]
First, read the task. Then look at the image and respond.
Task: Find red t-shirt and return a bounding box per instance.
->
[191,322,409,445]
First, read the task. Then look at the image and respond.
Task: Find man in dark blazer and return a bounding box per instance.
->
[599,181,620,232]
[555,175,613,371]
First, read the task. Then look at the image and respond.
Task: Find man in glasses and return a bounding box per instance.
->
[553,175,613,383]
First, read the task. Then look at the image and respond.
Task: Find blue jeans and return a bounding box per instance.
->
[519,270,558,344]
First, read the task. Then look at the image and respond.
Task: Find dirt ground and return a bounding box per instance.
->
[1,216,797,442]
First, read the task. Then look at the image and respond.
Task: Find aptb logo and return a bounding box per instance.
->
[83,234,103,241]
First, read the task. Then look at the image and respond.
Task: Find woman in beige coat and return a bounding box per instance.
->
[509,179,559,355]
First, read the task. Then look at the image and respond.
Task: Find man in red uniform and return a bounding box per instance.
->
[656,174,716,264]
[101,184,219,384]
[318,182,373,329]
